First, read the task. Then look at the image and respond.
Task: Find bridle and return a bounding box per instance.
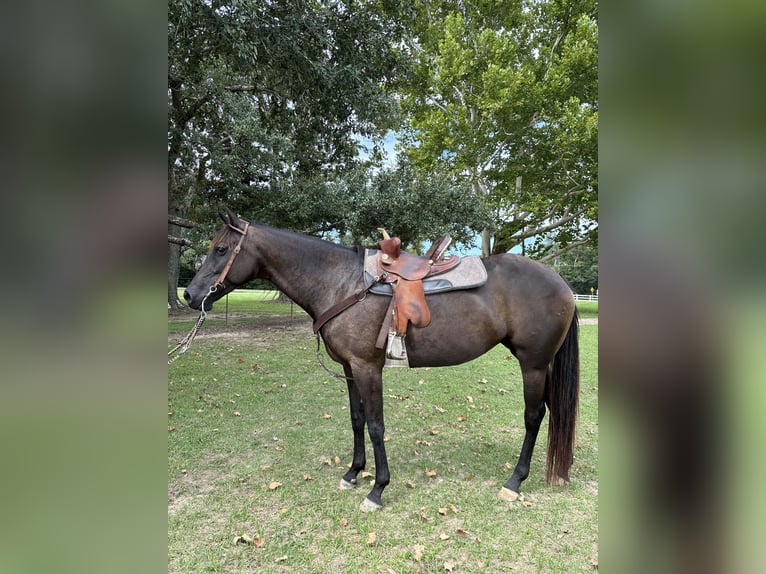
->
[212,220,251,291]
[168,219,250,365]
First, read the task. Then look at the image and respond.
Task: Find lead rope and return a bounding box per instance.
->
[168,286,217,365]
[315,334,353,381]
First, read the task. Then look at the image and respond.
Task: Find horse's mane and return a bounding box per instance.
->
[210,225,244,251]
[211,222,367,262]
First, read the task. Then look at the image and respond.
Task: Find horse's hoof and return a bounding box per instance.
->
[339,478,357,490]
[359,497,383,513]
[498,487,519,502]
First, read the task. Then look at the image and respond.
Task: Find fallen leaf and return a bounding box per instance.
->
[334,455,341,465]
[457,528,469,538]
[425,468,437,477]
[361,471,374,479]
[439,533,450,541]
[340,517,348,527]
[444,559,455,572]
[168,426,176,432]
[457,415,467,422]
[418,379,426,384]
[233,411,241,417]
[438,507,448,516]
[260,464,272,471]
[275,445,285,451]
[367,532,377,545]
[237,357,245,363]
[253,535,264,548]
[406,480,416,489]
[591,558,598,569]
[450,504,459,513]
[322,413,332,419]
[522,500,533,507]
[430,429,439,436]
[268,481,282,491]
[413,544,424,561]
[303,474,314,481]
[234,534,253,545]
[275,556,288,563]
[466,396,474,403]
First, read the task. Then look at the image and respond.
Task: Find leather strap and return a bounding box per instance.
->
[213,221,250,288]
[313,283,375,334]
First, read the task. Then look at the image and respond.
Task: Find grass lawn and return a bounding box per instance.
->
[168,296,597,573]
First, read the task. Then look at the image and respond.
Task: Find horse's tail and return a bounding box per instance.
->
[546,307,580,485]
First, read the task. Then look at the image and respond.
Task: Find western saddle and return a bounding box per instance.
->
[311,229,487,367]
[374,229,460,363]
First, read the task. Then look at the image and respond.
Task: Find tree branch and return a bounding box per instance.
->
[168,235,194,247]
[168,215,201,228]
[539,237,591,263]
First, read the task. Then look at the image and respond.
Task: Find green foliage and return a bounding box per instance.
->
[167,0,411,304]
[552,242,598,294]
[399,0,598,257]
[346,155,490,250]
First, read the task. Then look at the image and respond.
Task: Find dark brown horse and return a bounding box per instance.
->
[184,208,579,511]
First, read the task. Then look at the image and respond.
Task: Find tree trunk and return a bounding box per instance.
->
[168,219,185,309]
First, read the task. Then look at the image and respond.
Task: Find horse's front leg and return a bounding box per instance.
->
[339,365,367,490]
[354,365,390,512]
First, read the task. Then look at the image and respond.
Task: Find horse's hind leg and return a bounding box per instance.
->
[340,365,367,490]
[499,365,548,502]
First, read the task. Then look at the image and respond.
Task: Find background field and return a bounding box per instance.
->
[168,294,598,573]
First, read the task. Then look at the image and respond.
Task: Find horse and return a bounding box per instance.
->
[183,207,579,512]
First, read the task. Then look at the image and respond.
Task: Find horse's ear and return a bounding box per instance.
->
[219,206,242,229]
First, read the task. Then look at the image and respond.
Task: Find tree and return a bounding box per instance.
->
[551,241,598,294]
[167,0,406,307]
[398,0,597,258]
[345,154,490,251]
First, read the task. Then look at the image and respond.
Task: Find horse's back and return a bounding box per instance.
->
[400,254,574,367]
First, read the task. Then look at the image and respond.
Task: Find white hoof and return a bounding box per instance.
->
[359,497,383,513]
[339,478,357,490]
[498,487,519,502]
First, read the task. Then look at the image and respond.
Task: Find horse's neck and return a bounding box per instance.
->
[255,226,361,319]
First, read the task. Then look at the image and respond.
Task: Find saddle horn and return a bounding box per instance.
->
[377,228,390,240]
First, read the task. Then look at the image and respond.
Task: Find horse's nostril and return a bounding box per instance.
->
[183,290,191,302]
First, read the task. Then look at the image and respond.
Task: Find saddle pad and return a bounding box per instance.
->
[363,249,488,296]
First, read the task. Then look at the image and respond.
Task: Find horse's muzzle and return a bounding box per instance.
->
[183,289,202,310]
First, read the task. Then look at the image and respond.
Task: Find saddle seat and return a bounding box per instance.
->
[375,234,461,340]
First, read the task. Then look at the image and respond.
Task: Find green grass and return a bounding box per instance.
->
[575,300,598,319]
[168,305,598,573]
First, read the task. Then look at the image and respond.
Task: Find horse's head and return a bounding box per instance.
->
[183,207,255,311]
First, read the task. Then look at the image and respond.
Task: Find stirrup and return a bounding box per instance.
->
[384,331,409,368]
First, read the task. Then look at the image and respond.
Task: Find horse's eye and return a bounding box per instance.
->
[216,245,227,255]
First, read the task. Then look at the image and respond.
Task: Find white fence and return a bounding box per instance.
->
[573,293,599,302]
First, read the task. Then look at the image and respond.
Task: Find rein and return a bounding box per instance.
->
[168,220,250,365]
